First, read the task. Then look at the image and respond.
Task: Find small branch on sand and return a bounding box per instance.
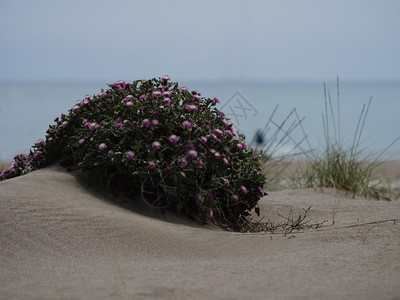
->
[235,206,399,237]
[237,205,328,236]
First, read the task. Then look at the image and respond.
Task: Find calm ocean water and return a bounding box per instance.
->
[1,80,399,161]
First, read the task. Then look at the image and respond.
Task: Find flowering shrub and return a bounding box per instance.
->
[1,76,266,227]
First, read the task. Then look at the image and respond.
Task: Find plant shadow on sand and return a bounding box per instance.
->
[70,165,213,230]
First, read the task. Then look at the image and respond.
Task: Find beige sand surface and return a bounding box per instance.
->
[1,166,400,300]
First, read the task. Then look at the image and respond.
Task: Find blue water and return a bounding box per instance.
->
[1,80,399,161]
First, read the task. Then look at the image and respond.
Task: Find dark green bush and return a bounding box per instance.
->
[1,76,266,227]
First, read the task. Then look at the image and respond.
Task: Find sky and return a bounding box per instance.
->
[1,0,400,83]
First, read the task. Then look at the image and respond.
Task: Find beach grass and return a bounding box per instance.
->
[256,78,400,200]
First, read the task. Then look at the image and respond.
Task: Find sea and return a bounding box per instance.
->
[1,79,399,162]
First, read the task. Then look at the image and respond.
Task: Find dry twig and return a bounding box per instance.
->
[237,205,327,236]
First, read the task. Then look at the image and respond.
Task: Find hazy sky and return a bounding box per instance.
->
[1,0,399,82]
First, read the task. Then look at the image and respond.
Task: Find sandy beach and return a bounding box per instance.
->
[1,165,400,299]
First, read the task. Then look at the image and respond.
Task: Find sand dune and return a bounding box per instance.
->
[1,166,400,299]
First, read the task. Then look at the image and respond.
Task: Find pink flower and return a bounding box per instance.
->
[237,142,246,150]
[151,141,162,150]
[192,94,202,101]
[223,130,234,136]
[71,105,80,112]
[35,139,45,147]
[98,143,107,151]
[205,207,213,219]
[222,157,229,165]
[187,149,198,158]
[147,161,157,170]
[185,103,198,111]
[213,129,223,136]
[151,119,159,127]
[142,119,151,127]
[125,151,135,159]
[221,118,231,127]
[163,98,172,105]
[139,95,148,100]
[168,134,180,144]
[196,159,204,167]
[121,95,134,106]
[194,193,202,204]
[86,122,100,131]
[180,87,188,92]
[210,133,219,142]
[214,151,221,159]
[231,195,239,203]
[152,91,162,97]
[107,150,114,158]
[32,151,43,159]
[213,97,220,104]
[111,80,128,92]
[258,186,265,197]
[61,121,69,128]
[182,120,192,129]
[116,118,125,131]
[177,157,188,167]
[199,136,208,143]
[162,75,170,81]
[239,185,248,195]
[78,138,85,145]
[256,166,263,174]
[163,91,172,97]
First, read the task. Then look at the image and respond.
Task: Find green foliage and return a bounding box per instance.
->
[1,76,266,227]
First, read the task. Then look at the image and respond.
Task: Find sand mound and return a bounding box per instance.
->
[1,166,400,299]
